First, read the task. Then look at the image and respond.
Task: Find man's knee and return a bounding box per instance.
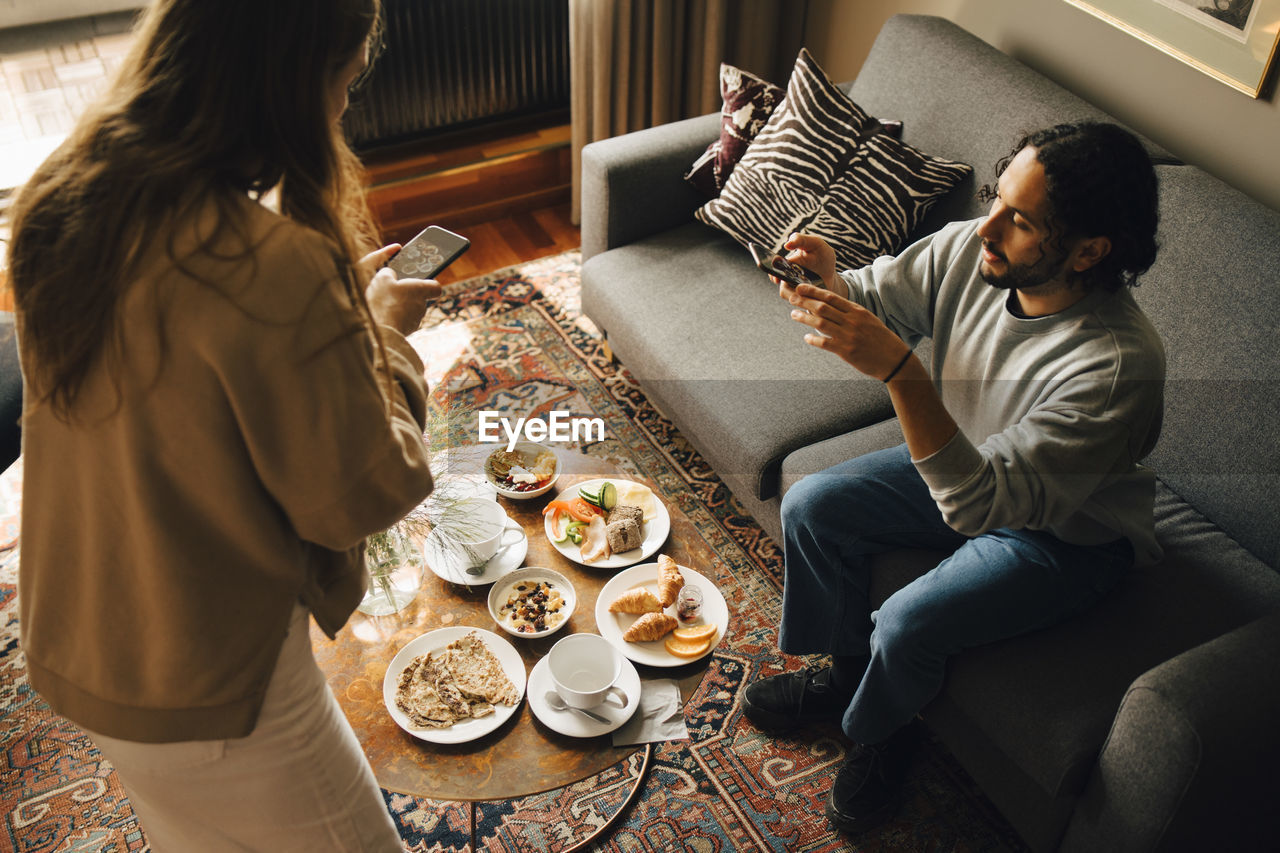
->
[781,454,899,538]
[780,472,828,533]
[870,592,934,662]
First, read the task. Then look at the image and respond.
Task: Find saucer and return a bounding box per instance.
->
[527,654,641,737]
[424,516,527,587]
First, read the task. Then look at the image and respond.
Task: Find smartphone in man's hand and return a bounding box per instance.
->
[748,241,823,288]
[386,226,471,279]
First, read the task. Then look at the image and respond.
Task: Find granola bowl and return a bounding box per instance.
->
[488,567,576,639]
[485,442,561,500]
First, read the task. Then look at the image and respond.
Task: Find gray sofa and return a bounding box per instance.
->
[580,14,1280,853]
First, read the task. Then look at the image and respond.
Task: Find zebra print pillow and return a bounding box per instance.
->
[695,48,973,272]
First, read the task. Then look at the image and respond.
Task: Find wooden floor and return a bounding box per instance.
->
[429,201,579,287]
[0,8,579,302]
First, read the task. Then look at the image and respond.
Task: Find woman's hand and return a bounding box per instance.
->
[360,244,402,280]
[361,244,443,336]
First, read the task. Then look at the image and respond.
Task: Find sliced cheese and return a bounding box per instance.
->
[613,481,658,521]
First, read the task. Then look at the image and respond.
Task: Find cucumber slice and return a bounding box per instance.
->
[599,481,617,511]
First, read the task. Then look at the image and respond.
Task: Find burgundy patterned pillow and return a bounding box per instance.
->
[684,63,784,197]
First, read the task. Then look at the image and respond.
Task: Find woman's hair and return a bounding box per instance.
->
[7,0,383,416]
[979,122,1159,293]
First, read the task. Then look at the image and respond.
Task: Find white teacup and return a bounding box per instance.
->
[548,633,629,710]
[436,498,520,569]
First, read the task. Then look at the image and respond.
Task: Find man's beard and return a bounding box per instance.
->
[979,241,1071,291]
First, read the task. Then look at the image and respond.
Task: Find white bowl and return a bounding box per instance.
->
[488,567,576,639]
[484,442,561,500]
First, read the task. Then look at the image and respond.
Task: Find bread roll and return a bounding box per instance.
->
[608,587,662,614]
[656,554,685,607]
[623,612,678,642]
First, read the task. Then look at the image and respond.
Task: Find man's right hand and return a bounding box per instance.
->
[779,233,845,299]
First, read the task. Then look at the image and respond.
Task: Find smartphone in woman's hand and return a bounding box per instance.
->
[386,226,470,279]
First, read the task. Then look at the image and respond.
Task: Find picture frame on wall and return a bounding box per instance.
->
[1063,0,1280,96]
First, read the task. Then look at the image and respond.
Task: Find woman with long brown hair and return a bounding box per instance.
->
[6,0,434,848]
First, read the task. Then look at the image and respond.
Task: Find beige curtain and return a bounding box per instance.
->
[569,0,810,222]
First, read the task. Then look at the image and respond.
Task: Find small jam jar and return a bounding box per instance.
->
[676,585,703,622]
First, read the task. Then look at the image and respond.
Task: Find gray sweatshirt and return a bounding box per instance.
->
[840,219,1165,565]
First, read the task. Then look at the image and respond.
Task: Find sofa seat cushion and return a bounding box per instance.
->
[580,221,895,503]
[781,448,1280,799]
[935,482,1280,798]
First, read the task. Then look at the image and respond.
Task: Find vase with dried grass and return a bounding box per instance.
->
[358,394,499,614]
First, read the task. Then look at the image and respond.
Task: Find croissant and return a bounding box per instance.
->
[656,554,685,607]
[623,612,679,643]
[608,587,663,614]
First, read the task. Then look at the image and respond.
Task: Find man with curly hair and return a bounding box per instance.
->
[741,122,1164,836]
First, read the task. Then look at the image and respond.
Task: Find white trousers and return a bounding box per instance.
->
[86,604,404,852]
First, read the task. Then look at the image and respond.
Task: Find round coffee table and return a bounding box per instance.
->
[312,454,718,851]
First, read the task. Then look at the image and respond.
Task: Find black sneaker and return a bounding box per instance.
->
[741,665,853,732]
[825,723,919,836]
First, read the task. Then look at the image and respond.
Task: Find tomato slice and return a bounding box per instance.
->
[542,499,599,523]
[569,496,605,519]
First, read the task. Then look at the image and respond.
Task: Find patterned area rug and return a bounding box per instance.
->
[0,251,1029,853]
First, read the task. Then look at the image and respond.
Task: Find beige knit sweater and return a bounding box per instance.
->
[17,196,435,742]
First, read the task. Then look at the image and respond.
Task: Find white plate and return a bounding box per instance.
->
[424,516,527,587]
[595,563,729,667]
[382,627,527,744]
[543,479,671,569]
[526,653,641,737]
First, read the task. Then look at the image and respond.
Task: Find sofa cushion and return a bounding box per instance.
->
[580,221,895,505]
[1132,165,1280,570]
[773,479,1280,810]
[694,47,972,272]
[873,482,1280,800]
[779,417,907,495]
[684,61,906,199]
[683,63,784,197]
[780,434,1280,799]
[848,15,1178,246]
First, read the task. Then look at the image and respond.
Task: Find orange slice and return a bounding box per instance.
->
[664,633,715,659]
[672,624,718,644]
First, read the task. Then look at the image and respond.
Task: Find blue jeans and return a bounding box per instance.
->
[778,444,1133,745]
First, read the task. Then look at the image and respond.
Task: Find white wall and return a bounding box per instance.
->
[804,0,1280,212]
[0,0,141,29]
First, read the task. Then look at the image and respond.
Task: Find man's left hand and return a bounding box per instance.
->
[786,282,912,381]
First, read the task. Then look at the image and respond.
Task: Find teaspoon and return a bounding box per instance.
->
[544,691,610,723]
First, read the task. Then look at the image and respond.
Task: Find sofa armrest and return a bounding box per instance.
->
[580,112,720,261]
[1060,611,1280,853]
